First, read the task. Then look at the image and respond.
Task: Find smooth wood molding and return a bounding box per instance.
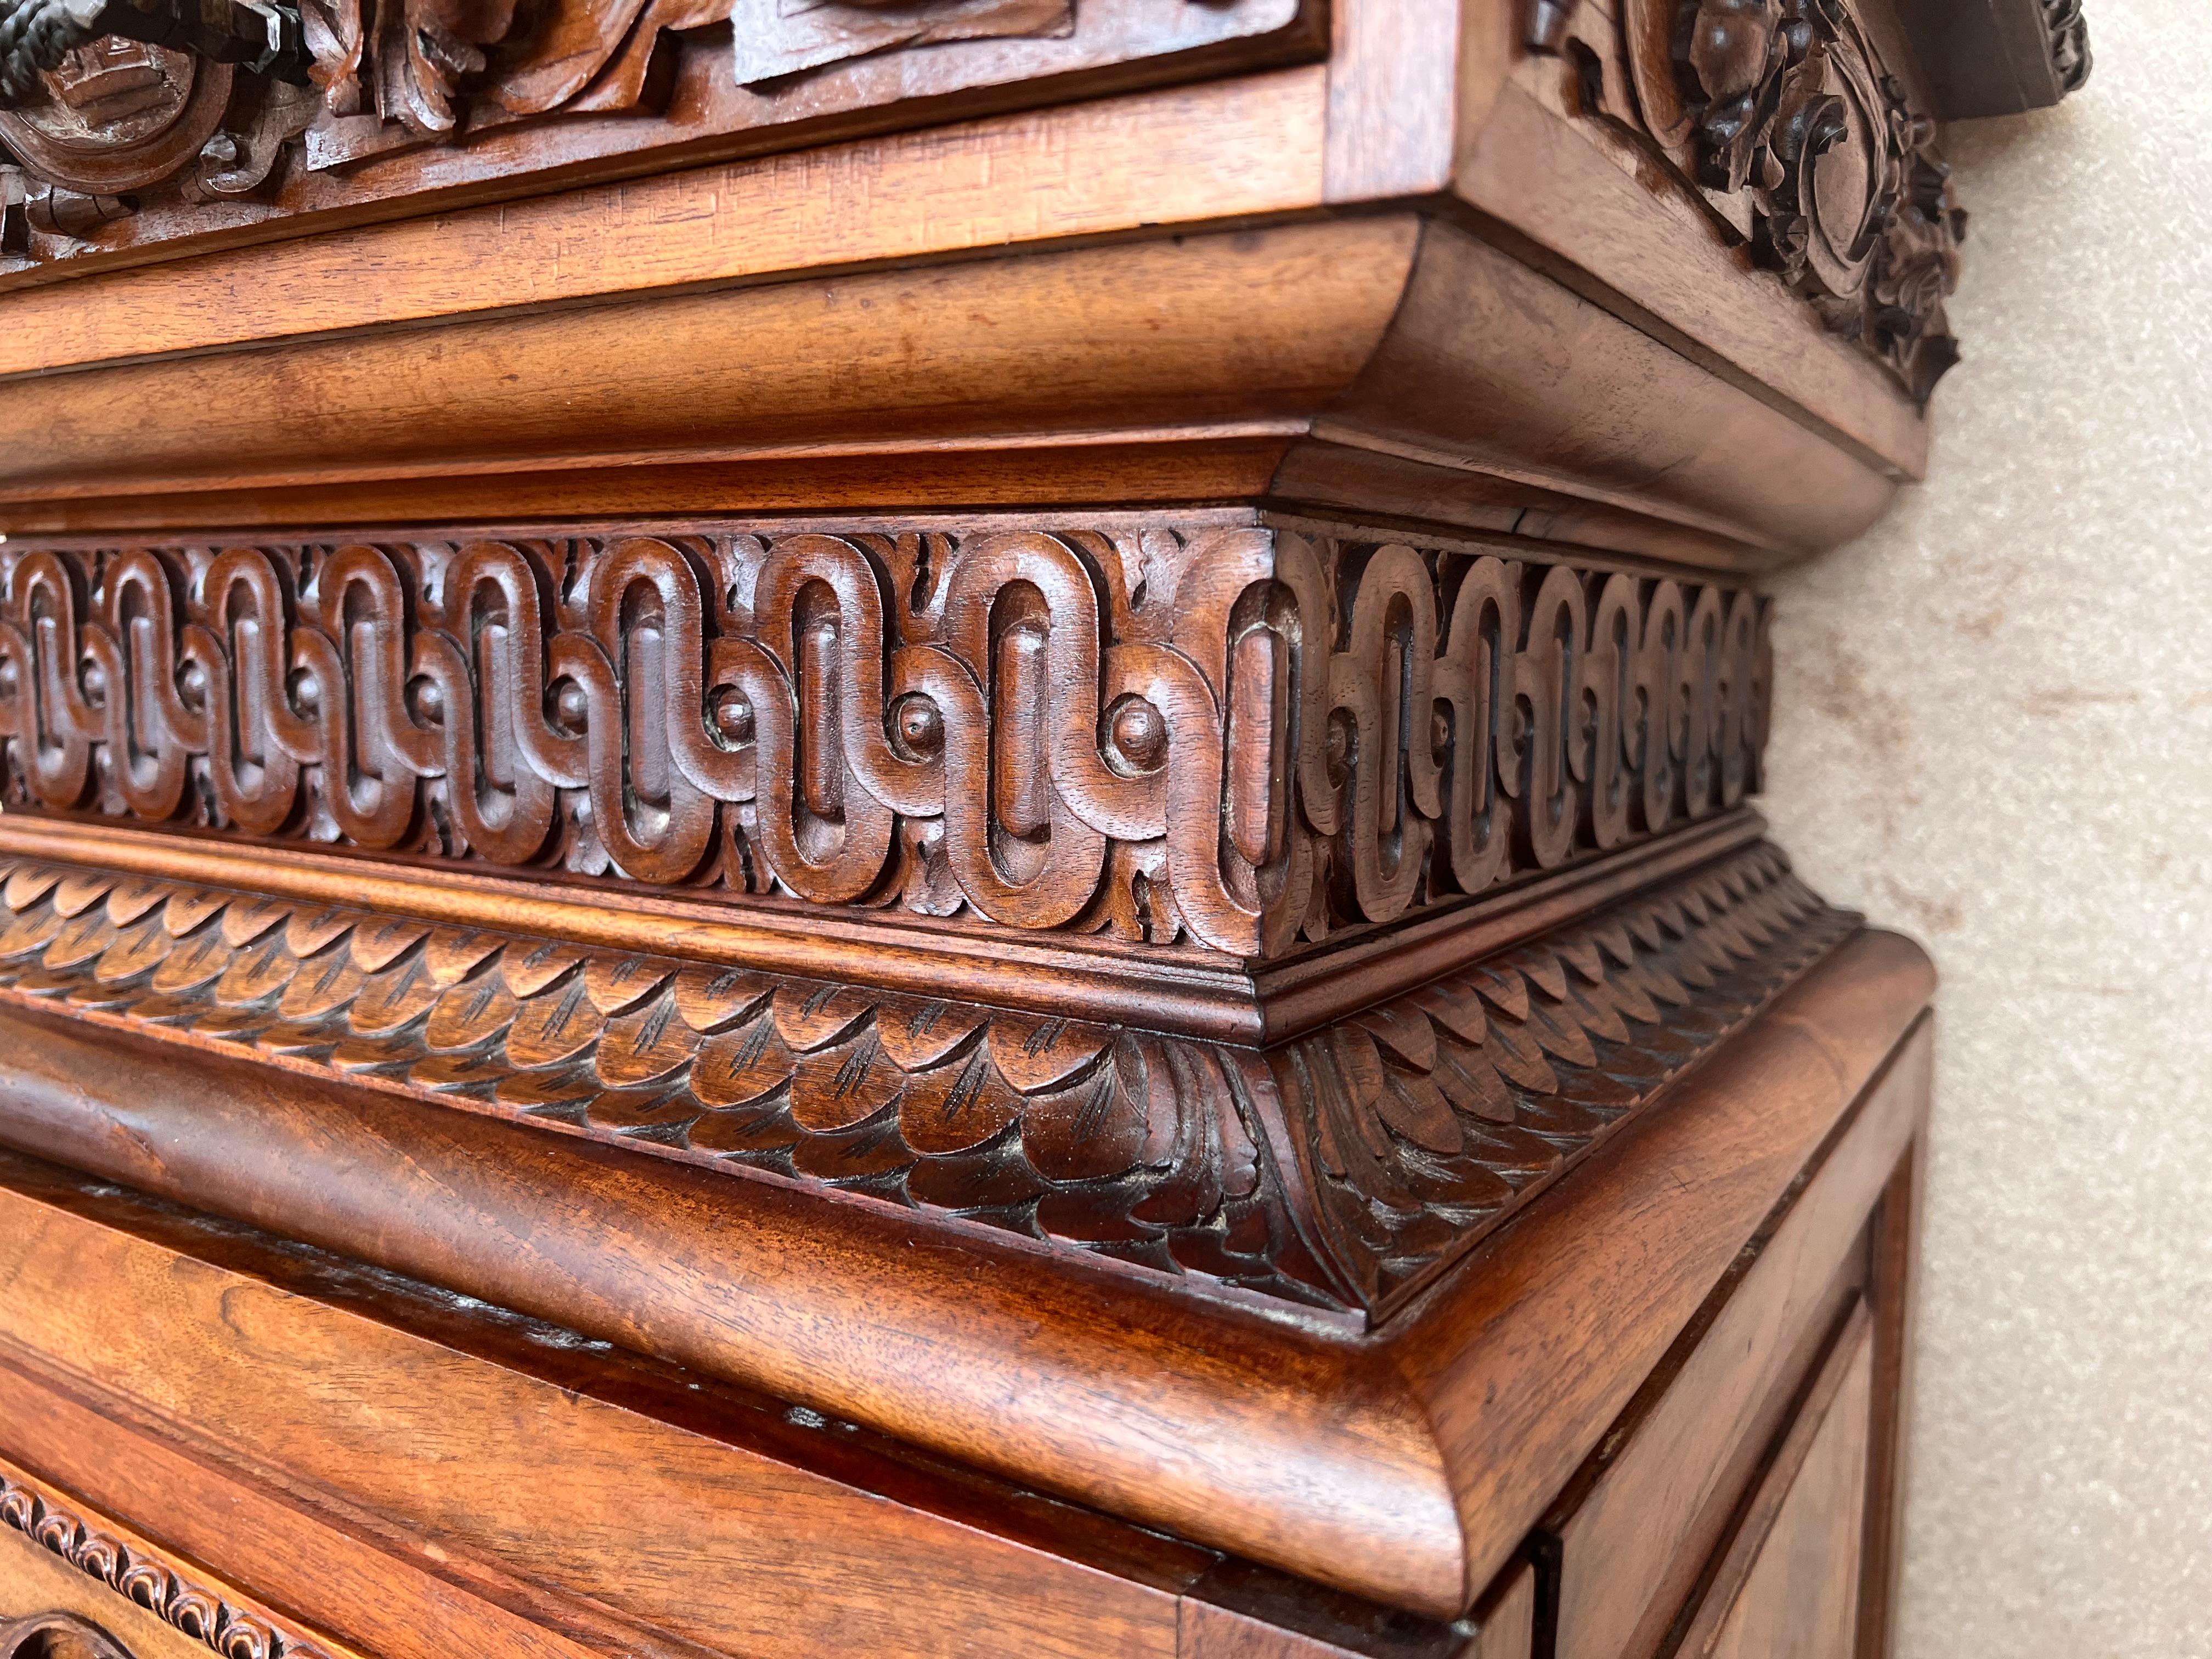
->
[1452,83,1929,483]
[0,219,1900,566]
[1542,1020,1933,1659]
[1384,934,1934,1604]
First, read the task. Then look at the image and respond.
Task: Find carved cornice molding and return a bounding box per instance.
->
[0,838,1853,1316]
[0,1473,333,1659]
[0,523,1771,961]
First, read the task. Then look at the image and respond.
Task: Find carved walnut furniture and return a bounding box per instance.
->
[0,1,2084,1656]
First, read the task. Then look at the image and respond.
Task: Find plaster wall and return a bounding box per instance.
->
[1760,5,2212,1650]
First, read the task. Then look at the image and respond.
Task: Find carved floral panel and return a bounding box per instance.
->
[1542,0,1972,400]
[0,0,1307,271]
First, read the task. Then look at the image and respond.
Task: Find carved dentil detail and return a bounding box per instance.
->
[0,527,1771,956]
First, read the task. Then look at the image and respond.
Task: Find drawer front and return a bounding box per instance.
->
[1543,1019,1929,1659]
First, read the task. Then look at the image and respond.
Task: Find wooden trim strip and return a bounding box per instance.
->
[0,70,1331,385]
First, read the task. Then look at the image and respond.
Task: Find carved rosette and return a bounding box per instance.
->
[0,525,1771,958]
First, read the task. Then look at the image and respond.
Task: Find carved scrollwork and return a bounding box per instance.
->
[0,526,1771,957]
[0,0,742,248]
[0,838,1852,1314]
[1570,0,1968,401]
[0,1476,329,1659]
[1675,0,1965,400]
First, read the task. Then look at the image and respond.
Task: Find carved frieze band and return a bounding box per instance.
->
[0,527,1771,958]
[0,1474,332,1659]
[0,841,1851,1314]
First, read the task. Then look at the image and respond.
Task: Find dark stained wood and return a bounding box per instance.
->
[0,917,1933,1625]
[1449,83,1929,482]
[0,0,1329,287]
[0,1,2034,1649]
[0,72,1335,381]
[1386,929,1934,1605]
[0,524,1778,958]
[1899,0,2084,117]
[0,1467,362,1659]
[0,1148,1529,1659]
[1857,1135,1931,1659]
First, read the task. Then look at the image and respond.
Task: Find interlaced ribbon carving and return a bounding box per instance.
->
[0,526,1770,956]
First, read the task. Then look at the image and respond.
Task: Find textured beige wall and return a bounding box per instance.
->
[1758,5,2212,1653]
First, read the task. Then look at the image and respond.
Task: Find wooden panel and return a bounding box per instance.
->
[1680,1310,1877,1659]
[1387,930,1935,1606]
[0,1158,1196,1659]
[0,71,1331,383]
[1857,1136,1928,1659]
[1322,0,1462,200]
[1898,0,2071,116]
[0,0,1325,292]
[1545,1020,1933,1659]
